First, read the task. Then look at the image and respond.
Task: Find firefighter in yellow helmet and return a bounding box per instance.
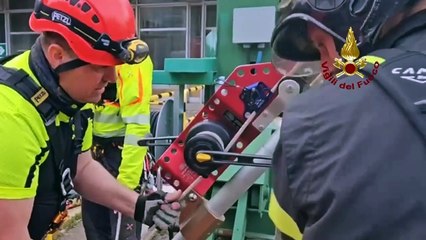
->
[81,55,156,239]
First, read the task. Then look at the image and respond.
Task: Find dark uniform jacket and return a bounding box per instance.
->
[272,10,426,240]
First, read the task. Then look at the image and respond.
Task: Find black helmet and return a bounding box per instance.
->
[271,0,418,62]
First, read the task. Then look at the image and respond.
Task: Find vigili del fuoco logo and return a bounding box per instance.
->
[322,27,380,90]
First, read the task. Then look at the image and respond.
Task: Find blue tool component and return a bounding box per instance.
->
[239,82,272,118]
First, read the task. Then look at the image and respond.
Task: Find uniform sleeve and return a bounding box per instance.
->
[116,57,153,189]
[271,101,316,233]
[0,111,47,199]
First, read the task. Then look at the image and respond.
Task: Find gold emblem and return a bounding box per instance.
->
[31,88,49,106]
[334,27,367,78]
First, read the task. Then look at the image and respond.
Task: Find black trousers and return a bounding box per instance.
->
[81,141,142,240]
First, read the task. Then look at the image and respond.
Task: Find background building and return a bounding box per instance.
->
[0,0,217,70]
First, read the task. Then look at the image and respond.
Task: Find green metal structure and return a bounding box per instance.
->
[216,0,278,77]
[153,57,217,135]
[152,0,280,239]
[206,122,279,240]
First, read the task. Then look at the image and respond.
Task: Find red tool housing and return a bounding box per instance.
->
[154,62,284,195]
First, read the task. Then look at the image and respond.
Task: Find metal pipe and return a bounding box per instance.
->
[172,120,281,240]
[207,124,280,215]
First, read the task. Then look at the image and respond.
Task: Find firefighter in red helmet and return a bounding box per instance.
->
[0,0,181,239]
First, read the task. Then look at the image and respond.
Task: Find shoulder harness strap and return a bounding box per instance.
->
[0,59,92,212]
[0,68,57,125]
[364,48,426,143]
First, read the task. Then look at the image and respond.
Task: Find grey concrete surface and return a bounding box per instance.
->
[58,220,153,240]
[58,221,86,240]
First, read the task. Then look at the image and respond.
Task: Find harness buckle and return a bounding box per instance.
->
[46,210,68,234]
[91,144,105,161]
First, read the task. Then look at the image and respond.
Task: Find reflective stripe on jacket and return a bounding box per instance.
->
[93,56,153,189]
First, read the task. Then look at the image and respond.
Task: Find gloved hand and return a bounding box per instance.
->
[144,190,182,232]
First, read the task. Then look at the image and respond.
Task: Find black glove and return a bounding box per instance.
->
[144,201,180,232]
[134,189,182,235]
[134,190,167,223]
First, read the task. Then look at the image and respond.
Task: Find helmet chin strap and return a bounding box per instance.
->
[52,58,89,107]
[54,59,89,74]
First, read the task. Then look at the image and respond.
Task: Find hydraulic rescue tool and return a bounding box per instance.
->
[139,62,316,239]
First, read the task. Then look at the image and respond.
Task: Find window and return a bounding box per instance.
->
[135,1,217,69]
[206,4,216,28]
[10,0,34,9]
[190,6,202,58]
[0,14,5,43]
[10,13,32,32]
[205,29,217,58]
[139,6,187,69]
[140,7,186,28]
[0,13,6,56]
[140,31,186,70]
[10,34,39,53]
[9,12,38,54]
[189,4,216,58]
[3,0,217,61]
[205,5,217,57]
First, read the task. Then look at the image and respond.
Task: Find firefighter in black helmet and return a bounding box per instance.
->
[269,0,426,239]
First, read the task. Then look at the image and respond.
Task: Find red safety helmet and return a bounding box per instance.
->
[29,0,148,66]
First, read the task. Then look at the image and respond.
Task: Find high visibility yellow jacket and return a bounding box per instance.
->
[0,50,92,199]
[0,47,93,240]
[93,56,153,189]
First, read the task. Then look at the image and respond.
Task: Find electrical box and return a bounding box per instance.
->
[232,6,276,44]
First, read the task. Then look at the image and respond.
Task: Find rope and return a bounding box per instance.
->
[149,111,160,154]
[114,212,122,240]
